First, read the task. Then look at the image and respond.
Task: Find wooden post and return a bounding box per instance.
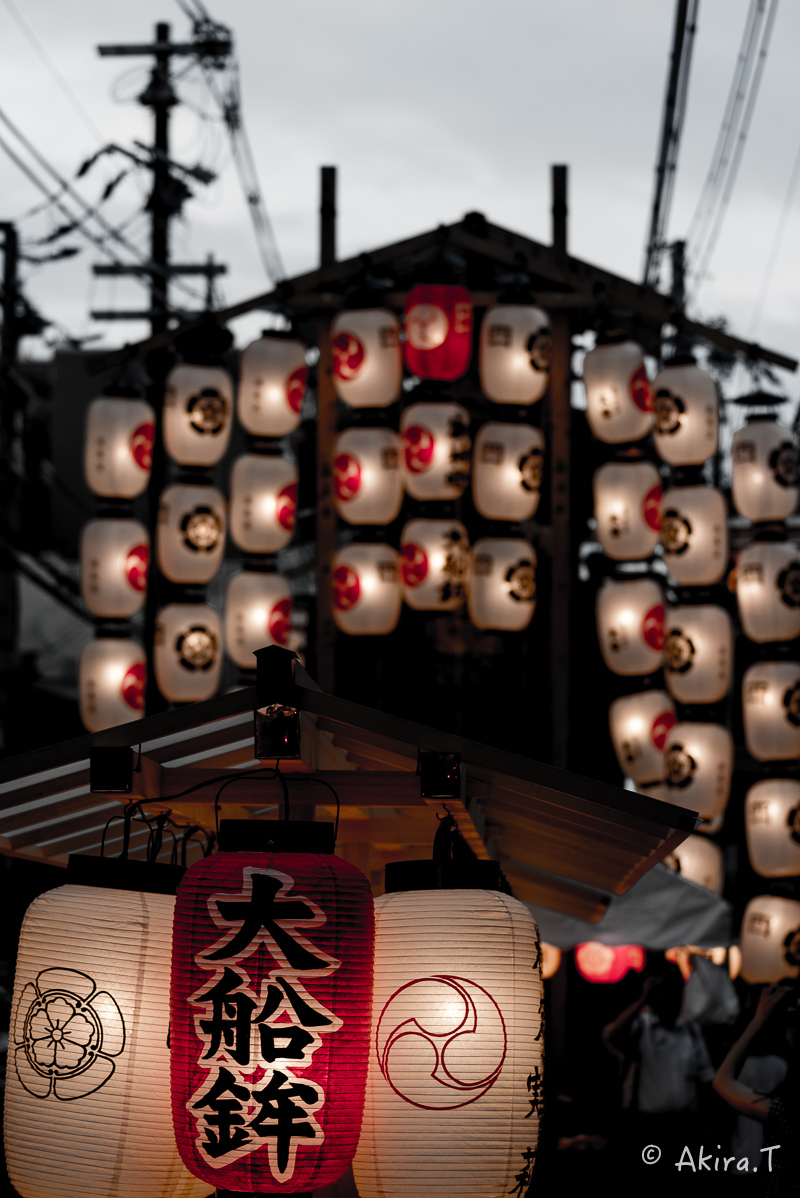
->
[315,167,338,693]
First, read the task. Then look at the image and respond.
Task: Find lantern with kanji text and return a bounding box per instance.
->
[400,401,471,500]
[78,636,146,732]
[659,485,728,585]
[154,603,222,703]
[662,721,734,824]
[663,605,734,704]
[80,518,149,618]
[595,576,665,675]
[608,690,675,785]
[330,309,402,408]
[731,416,799,523]
[400,519,469,612]
[332,543,402,635]
[163,364,233,467]
[333,429,403,525]
[229,454,298,554]
[238,333,307,437]
[652,361,718,465]
[583,340,652,444]
[84,394,155,498]
[742,661,800,761]
[736,539,800,643]
[593,460,662,560]
[403,284,472,381]
[224,570,293,669]
[745,779,800,878]
[472,423,544,521]
[478,304,551,404]
[467,538,536,631]
[739,895,800,984]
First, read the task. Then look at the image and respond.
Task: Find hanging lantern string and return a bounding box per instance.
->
[281,774,342,846]
[147,811,173,865]
[212,767,280,840]
[99,798,153,861]
[275,761,290,822]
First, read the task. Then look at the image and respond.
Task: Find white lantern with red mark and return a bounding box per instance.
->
[660,485,729,585]
[163,364,233,466]
[541,943,562,980]
[154,603,222,703]
[403,284,473,381]
[400,402,471,500]
[663,605,734,704]
[732,417,799,522]
[667,835,724,893]
[330,309,402,408]
[238,333,307,436]
[472,423,544,521]
[745,779,800,878]
[229,453,297,554]
[478,304,551,404]
[157,483,226,585]
[333,428,403,525]
[332,543,402,635]
[652,362,718,464]
[574,943,646,984]
[608,690,675,784]
[736,540,800,643]
[467,539,536,631]
[84,396,155,498]
[742,661,800,761]
[593,461,662,560]
[595,577,665,675]
[224,571,292,669]
[583,341,652,444]
[662,722,734,823]
[80,518,149,618]
[78,637,146,732]
[740,895,800,984]
[400,519,469,612]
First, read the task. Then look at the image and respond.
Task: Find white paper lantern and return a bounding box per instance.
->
[663,605,734,704]
[162,364,233,466]
[608,690,675,784]
[472,423,544,521]
[660,485,728,585]
[541,942,562,980]
[156,483,226,585]
[745,779,800,878]
[467,539,536,631]
[333,543,402,635]
[593,461,662,561]
[5,884,207,1198]
[224,570,292,668]
[652,362,718,465]
[662,722,733,822]
[238,333,306,436]
[583,340,652,444]
[229,453,297,554]
[736,540,800,643]
[400,402,471,500]
[334,428,403,525]
[731,417,799,522]
[154,603,222,703]
[740,895,800,984]
[401,519,469,612]
[78,638,146,732]
[353,889,543,1198]
[84,396,155,498]
[595,577,665,675]
[478,304,551,404]
[742,661,800,761]
[80,519,149,618]
[667,834,724,893]
[331,309,402,408]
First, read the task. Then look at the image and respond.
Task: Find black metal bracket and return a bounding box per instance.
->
[417,750,464,801]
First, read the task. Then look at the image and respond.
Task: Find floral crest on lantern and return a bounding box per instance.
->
[788,805,800,846]
[770,441,799,488]
[527,328,552,373]
[784,926,800,968]
[653,389,685,434]
[506,559,536,603]
[661,509,691,554]
[177,626,218,671]
[783,682,800,727]
[187,387,228,435]
[13,967,125,1100]
[519,449,543,492]
[665,629,694,673]
[181,506,222,553]
[778,562,800,608]
[666,743,697,788]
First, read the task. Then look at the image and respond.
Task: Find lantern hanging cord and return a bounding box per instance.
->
[275,761,290,822]
[213,769,280,839]
[284,774,341,846]
[99,799,153,860]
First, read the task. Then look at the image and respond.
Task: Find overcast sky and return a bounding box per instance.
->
[3,0,799,396]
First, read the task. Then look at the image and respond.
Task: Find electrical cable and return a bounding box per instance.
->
[212,769,278,840]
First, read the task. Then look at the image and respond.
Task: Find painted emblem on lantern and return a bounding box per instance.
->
[334,453,362,502]
[630,366,652,412]
[332,333,365,380]
[125,543,149,591]
[181,507,222,553]
[519,449,543,492]
[783,682,800,727]
[661,509,691,554]
[642,604,665,651]
[177,627,218,671]
[403,426,435,473]
[287,366,307,414]
[268,598,292,646]
[187,388,227,435]
[130,421,155,470]
[400,543,428,588]
[779,562,800,607]
[122,662,146,711]
[666,743,696,789]
[784,927,800,968]
[643,483,662,531]
[506,559,536,602]
[406,304,449,350]
[665,629,694,673]
[770,441,798,487]
[653,388,685,434]
[276,482,297,532]
[527,328,552,373]
[333,566,361,611]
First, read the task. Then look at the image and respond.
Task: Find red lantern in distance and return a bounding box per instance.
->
[403,284,473,380]
[574,943,646,984]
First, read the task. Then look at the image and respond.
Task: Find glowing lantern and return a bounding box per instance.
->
[170,832,375,1192]
[662,722,733,822]
[659,485,728,585]
[652,361,718,464]
[593,461,662,560]
[736,540,800,643]
[154,603,222,703]
[731,416,799,522]
[80,518,149,618]
[478,304,551,404]
[224,570,292,669]
[238,333,307,436]
[472,423,544,521]
[332,543,402,635]
[583,340,652,444]
[157,483,226,586]
[467,539,536,631]
[608,690,675,784]
[663,605,734,704]
[400,519,469,612]
[229,454,297,555]
[745,779,800,878]
[330,309,402,408]
[400,401,471,500]
[84,395,155,498]
[595,576,665,675]
[739,895,800,984]
[574,943,645,984]
[666,835,724,893]
[78,637,145,732]
[353,888,543,1198]
[541,943,562,980]
[333,428,403,525]
[163,364,233,466]
[742,661,800,761]
[5,883,207,1198]
[403,283,473,381]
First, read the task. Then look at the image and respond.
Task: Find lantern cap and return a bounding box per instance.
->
[174,317,233,366]
[219,819,335,854]
[384,859,506,892]
[67,853,183,895]
[731,390,786,409]
[753,524,791,542]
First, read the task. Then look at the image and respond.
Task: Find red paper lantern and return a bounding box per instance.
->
[170,838,375,1193]
[403,284,473,380]
[574,943,646,984]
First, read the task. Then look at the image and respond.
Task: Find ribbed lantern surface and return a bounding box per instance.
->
[731,417,799,522]
[5,885,206,1198]
[592,461,661,561]
[238,335,307,437]
[663,605,734,704]
[745,779,800,878]
[353,889,543,1198]
[330,309,402,408]
[583,341,652,444]
[736,540,800,643]
[78,637,145,731]
[472,423,544,521]
[403,284,473,381]
[739,895,800,984]
[84,396,155,498]
[478,304,551,404]
[170,851,375,1193]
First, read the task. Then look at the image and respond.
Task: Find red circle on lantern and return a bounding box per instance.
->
[643,483,662,532]
[287,366,308,414]
[642,603,665,651]
[651,709,676,751]
[333,565,360,611]
[403,426,435,474]
[277,483,297,532]
[125,543,149,592]
[400,543,428,588]
[334,454,362,502]
[130,422,155,471]
[121,662,145,711]
[268,597,292,646]
[575,942,645,984]
[332,333,365,381]
[629,365,653,413]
